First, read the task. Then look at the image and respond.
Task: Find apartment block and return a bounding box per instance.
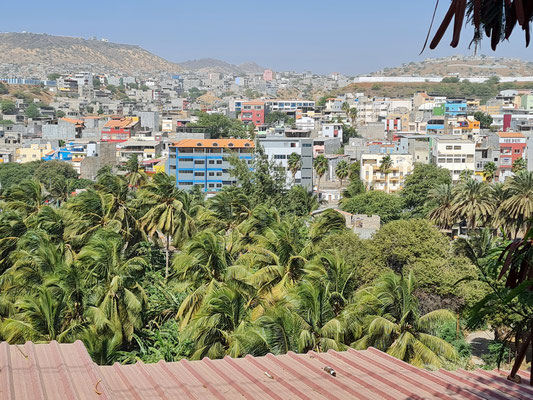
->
[168,139,254,192]
[101,117,140,142]
[360,153,414,193]
[497,131,527,180]
[431,138,475,182]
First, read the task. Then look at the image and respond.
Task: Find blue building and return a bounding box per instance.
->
[445,99,467,117]
[168,139,254,192]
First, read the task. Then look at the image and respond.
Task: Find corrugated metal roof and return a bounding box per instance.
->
[0,341,530,399]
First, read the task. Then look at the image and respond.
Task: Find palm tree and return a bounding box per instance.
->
[512,157,527,174]
[427,184,455,230]
[287,152,302,185]
[451,179,494,231]
[125,154,147,188]
[349,107,358,128]
[79,229,148,343]
[293,280,345,353]
[482,161,497,182]
[379,155,393,193]
[2,286,85,343]
[2,179,46,217]
[137,172,186,278]
[313,155,328,192]
[341,101,351,122]
[350,271,457,368]
[335,160,349,187]
[499,171,532,237]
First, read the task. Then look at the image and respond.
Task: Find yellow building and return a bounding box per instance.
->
[15,143,52,163]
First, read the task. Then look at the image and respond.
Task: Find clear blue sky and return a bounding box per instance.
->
[4,0,532,75]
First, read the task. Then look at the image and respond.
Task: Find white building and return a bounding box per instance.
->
[321,123,343,141]
[432,138,476,182]
[360,153,414,193]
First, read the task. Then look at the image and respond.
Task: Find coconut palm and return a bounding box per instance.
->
[350,271,457,368]
[313,155,328,192]
[2,179,46,217]
[482,161,497,182]
[1,286,85,343]
[79,229,148,343]
[287,152,302,185]
[427,184,455,230]
[125,154,147,188]
[349,107,358,127]
[341,101,351,122]
[499,171,533,237]
[379,155,393,193]
[137,172,186,278]
[293,280,345,353]
[451,179,494,230]
[335,160,350,187]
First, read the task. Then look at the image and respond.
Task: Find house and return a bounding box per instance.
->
[116,139,163,163]
[497,131,527,180]
[240,101,266,126]
[431,138,475,183]
[101,117,140,142]
[360,153,414,193]
[168,139,254,192]
[15,143,52,163]
[321,123,343,141]
[445,99,467,117]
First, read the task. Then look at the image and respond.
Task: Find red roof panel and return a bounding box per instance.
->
[0,340,531,399]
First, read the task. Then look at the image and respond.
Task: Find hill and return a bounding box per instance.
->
[178,58,265,74]
[371,55,533,78]
[0,32,182,75]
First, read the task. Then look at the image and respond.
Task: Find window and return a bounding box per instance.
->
[445,145,453,150]
[228,143,234,147]
[209,172,215,176]
[213,143,218,147]
[179,157,193,162]
[514,149,521,154]
[438,158,445,163]
[209,160,215,164]
[216,160,222,164]
[194,160,205,164]
[196,142,202,146]
[453,146,461,150]
[302,143,312,147]
[195,172,205,176]
[244,143,250,147]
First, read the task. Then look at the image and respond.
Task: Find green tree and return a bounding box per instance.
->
[427,184,455,230]
[349,271,457,368]
[190,112,246,138]
[474,111,493,129]
[34,161,78,190]
[498,171,533,237]
[47,73,61,81]
[265,111,290,125]
[25,104,40,119]
[287,152,302,184]
[452,179,494,230]
[342,190,403,223]
[0,82,8,95]
[335,160,349,187]
[401,164,451,218]
[1,100,17,115]
[483,161,497,182]
[55,110,66,118]
[512,157,526,174]
[313,155,328,192]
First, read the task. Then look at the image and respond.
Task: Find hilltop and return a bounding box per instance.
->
[370,55,533,78]
[0,32,182,75]
[178,58,265,74]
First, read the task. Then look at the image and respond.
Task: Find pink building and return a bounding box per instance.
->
[263,69,274,81]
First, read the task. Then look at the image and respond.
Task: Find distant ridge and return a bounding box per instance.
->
[0,32,182,74]
[178,58,266,74]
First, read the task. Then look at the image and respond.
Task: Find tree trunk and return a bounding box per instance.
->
[165,235,170,279]
[507,328,532,385]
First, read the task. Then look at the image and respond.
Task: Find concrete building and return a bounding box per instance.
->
[321,123,343,141]
[116,139,163,163]
[15,143,52,163]
[360,153,414,193]
[474,133,501,181]
[101,117,140,142]
[259,136,314,190]
[240,101,266,126]
[431,138,475,183]
[168,139,254,192]
[497,131,527,180]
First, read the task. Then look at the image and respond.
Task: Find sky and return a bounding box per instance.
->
[3,0,533,75]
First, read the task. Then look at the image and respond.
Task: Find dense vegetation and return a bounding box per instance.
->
[0,156,530,372]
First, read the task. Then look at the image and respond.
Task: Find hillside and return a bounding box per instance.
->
[0,33,182,75]
[178,58,265,74]
[371,55,533,78]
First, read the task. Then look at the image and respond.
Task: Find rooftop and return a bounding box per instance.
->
[171,139,254,148]
[103,117,138,130]
[0,341,530,399]
[498,131,526,138]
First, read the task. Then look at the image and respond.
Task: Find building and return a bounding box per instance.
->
[168,139,254,192]
[101,117,140,142]
[431,138,476,183]
[321,123,343,141]
[474,133,501,181]
[497,131,527,180]
[116,139,163,163]
[263,69,274,81]
[360,153,414,193]
[445,99,467,117]
[240,101,266,126]
[15,143,52,163]
[259,136,314,190]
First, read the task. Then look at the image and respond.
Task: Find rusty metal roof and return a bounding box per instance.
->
[0,340,531,399]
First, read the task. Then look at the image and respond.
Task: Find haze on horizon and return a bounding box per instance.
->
[4,0,533,75]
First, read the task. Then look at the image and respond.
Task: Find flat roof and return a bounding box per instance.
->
[171,138,254,148]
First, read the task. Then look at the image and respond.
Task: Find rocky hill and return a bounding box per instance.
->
[0,32,182,75]
[371,55,533,78]
[178,58,265,74]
